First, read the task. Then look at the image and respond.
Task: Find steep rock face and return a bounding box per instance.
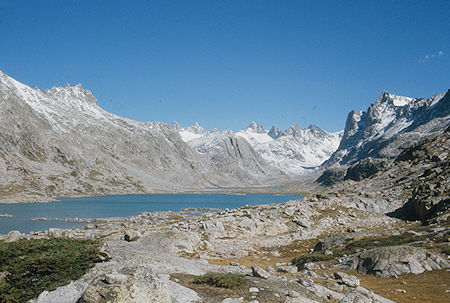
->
[0,72,236,201]
[325,90,450,167]
[188,131,286,183]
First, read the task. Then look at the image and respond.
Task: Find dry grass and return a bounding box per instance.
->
[356,269,450,303]
[208,239,316,269]
[0,184,25,198]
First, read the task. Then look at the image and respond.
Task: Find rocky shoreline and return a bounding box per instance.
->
[2,190,448,303]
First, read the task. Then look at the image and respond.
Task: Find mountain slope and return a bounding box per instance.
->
[324,90,450,168]
[188,130,286,182]
[247,124,343,174]
[0,72,265,202]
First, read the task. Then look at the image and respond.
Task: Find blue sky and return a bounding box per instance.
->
[0,1,448,132]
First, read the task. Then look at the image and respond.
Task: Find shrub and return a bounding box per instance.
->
[194,272,245,289]
[0,238,100,303]
[292,252,334,268]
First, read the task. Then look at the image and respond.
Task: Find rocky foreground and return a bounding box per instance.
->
[0,189,448,303]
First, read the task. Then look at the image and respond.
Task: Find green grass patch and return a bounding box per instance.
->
[291,252,334,268]
[0,238,100,303]
[194,272,246,289]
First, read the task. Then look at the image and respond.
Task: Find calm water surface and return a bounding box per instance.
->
[0,193,301,234]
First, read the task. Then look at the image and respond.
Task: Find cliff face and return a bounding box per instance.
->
[324,90,450,168]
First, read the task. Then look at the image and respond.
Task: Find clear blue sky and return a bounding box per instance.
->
[1,1,448,132]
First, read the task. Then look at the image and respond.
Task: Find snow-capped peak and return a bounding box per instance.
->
[237,122,273,144]
[246,121,266,133]
[376,90,414,107]
[44,83,98,105]
[325,90,450,167]
[175,122,207,142]
[185,122,207,134]
[280,124,300,137]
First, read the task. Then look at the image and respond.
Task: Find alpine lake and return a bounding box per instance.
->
[0,192,301,234]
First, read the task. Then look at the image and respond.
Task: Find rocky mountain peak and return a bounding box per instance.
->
[324,90,449,168]
[375,90,414,107]
[185,122,207,134]
[44,83,98,106]
[280,124,300,137]
[171,121,182,131]
[246,121,266,133]
[268,125,281,139]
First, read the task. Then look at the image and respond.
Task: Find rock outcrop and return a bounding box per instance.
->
[338,246,449,278]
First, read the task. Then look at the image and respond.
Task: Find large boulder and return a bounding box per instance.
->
[408,182,449,221]
[124,230,141,242]
[5,230,21,242]
[80,267,170,303]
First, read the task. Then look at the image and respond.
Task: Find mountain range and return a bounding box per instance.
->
[0,71,448,202]
[174,121,343,175]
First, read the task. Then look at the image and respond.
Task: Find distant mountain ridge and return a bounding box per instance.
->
[174,121,343,175]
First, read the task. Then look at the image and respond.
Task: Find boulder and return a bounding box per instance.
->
[80,267,170,303]
[277,265,298,274]
[408,182,449,221]
[30,280,89,303]
[104,273,128,284]
[333,271,360,287]
[251,265,271,279]
[124,230,141,242]
[339,293,371,303]
[5,230,21,242]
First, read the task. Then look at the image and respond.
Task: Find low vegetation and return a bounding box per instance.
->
[194,272,246,289]
[0,238,100,303]
[292,251,334,268]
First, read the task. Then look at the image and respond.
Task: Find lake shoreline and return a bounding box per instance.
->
[0,192,302,234]
[0,184,306,205]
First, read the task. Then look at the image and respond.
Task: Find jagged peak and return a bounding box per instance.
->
[279,124,300,137]
[268,125,281,139]
[375,90,414,107]
[307,124,323,132]
[171,121,182,131]
[185,122,207,134]
[43,83,98,106]
[246,121,266,133]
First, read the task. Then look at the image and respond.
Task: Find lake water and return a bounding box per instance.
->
[0,193,301,234]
